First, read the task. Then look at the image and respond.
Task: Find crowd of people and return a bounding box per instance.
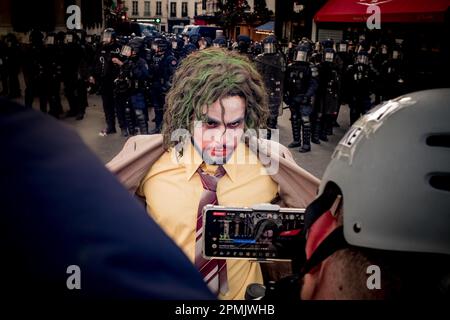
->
[1,27,413,149]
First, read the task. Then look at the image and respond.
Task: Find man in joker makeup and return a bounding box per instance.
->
[107,48,320,300]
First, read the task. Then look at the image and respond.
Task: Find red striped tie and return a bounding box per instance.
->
[195,165,228,296]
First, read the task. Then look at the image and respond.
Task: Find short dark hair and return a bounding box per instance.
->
[330,208,450,299]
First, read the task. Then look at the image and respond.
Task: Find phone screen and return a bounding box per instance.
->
[203,206,305,261]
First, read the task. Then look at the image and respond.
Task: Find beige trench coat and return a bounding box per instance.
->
[106,134,320,281]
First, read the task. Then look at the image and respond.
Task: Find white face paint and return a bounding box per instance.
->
[339,44,347,52]
[172,41,178,49]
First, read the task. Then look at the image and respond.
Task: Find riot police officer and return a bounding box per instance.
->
[236,35,253,60]
[61,31,85,119]
[252,41,262,57]
[314,39,343,143]
[212,37,227,48]
[284,42,319,153]
[23,30,47,110]
[286,41,296,65]
[113,40,133,137]
[149,38,177,134]
[335,40,353,68]
[90,28,125,136]
[2,33,21,98]
[75,30,92,119]
[254,35,286,138]
[333,39,353,128]
[170,36,184,60]
[344,50,377,125]
[114,38,150,136]
[198,37,211,50]
[378,44,407,101]
[181,38,198,59]
[0,37,8,96]
[42,32,64,118]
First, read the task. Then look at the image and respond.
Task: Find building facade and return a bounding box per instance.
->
[196,0,276,40]
[124,0,198,32]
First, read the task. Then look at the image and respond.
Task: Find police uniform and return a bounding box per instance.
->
[284,43,319,153]
[254,36,286,138]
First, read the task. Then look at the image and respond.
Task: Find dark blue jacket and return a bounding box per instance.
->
[0,98,214,300]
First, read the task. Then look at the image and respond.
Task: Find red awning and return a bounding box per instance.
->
[314,0,450,23]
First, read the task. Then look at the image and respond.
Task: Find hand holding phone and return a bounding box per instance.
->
[202,204,306,261]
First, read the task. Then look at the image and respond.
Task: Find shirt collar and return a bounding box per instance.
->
[182,141,205,181]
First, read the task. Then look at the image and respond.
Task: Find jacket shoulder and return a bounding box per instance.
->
[106,134,164,172]
[256,138,295,163]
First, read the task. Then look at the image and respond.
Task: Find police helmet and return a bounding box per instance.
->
[212,37,227,48]
[171,36,183,50]
[336,40,348,53]
[356,50,369,65]
[262,35,277,54]
[183,43,197,56]
[102,28,116,44]
[155,38,170,53]
[189,34,200,47]
[253,42,262,55]
[128,37,144,56]
[203,37,212,47]
[294,42,312,62]
[237,35,251,53]
[323,47,335,63]
[321,38,334,49]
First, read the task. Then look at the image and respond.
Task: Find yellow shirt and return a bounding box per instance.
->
[138,141,279,300]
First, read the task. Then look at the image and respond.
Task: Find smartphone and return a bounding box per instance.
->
[202,204,305,261]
